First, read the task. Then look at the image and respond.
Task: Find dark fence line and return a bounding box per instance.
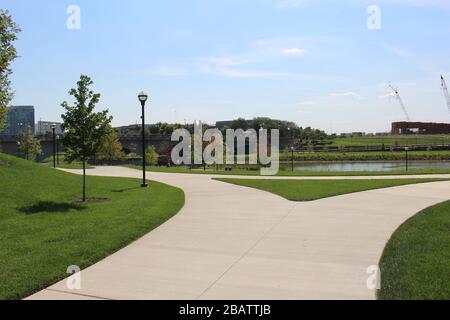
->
[292,144,450,153]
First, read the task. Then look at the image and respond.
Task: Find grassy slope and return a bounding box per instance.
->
[378,201,450,300]
[0,153,184,300]
[125,165,450,177]
[214,178,448,201]
[41,156,94,169]
[330,135,450,147]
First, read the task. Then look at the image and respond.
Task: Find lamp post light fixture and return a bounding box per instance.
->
[17,141,21,158]
[17,122,23,135]
[51,124,56,168]
[138,91,149,188]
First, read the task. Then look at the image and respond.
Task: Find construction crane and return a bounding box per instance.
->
[441,75,450,116]
[389,84,411,122]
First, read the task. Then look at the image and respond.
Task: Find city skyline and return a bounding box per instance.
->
[3,0,450,133]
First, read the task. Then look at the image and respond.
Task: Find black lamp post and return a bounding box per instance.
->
[51,124,56,168]
[17,141,21,158]
[56,135,60,166]
[405,147,409,172]
[291,147,295,172]
[138,91,149,188]
[288,128,295,172]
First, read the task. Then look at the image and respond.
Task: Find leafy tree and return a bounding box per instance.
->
[145,145,159,165]
[128,142,138,154]
[61,75,112,202]
[97,128,125,161]
[231,118,249,130]
[0,10,21,130]
[18,126,42,161]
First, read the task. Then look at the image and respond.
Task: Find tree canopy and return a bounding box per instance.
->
[61,75,112,163]
[0,10,21,130]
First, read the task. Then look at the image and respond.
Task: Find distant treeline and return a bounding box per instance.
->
[117,117,330,144]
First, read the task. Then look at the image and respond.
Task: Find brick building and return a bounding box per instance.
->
[391,122,450,135]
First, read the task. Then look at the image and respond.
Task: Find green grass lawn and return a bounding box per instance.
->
[42,162,94,169]
[0,153,185,300]
[330,134,450,147]
[378,200,450,300]
[214,178,448,201]
[41,155,94,169]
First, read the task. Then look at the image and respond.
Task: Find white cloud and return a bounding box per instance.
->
[208,56,253,67]
[201,37,314,79]
[251,36,311,51]
[282,48,306,56]
[295,90,364,111]
[330,92,363,99]
[296,101,317,106]
[379,92,396,100]
[201,64,292,79]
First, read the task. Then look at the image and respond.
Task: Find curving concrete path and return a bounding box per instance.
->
[27,167,450,300]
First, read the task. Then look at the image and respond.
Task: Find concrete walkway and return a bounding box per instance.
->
[27,167,450,300]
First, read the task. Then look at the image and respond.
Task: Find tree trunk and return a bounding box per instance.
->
[83,158,86,202]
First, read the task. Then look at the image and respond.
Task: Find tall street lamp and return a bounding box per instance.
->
[17,141,21,158]
[288,128,295,172]
[17,122,23,135]
[138,91,149,188]
[405,147,409,172]
[291,146,295,172]
[51,124,56,168]
[56,135,60,166]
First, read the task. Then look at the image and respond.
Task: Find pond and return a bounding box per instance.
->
[284,161,450,172]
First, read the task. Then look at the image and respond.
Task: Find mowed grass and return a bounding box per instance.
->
[378,200,450,300]
[41,156,94,169]
[330,134,450,147]
[214,178,448,201]
[0,153,184,300]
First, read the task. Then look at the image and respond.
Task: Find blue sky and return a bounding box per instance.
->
[3,0,450,133]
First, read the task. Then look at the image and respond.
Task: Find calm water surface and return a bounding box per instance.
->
[287,161,450,172]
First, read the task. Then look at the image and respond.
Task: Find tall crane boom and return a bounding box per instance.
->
[441,75,450,116]
[389,84,411,121]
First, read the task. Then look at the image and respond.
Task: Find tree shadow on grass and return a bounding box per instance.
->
[111,186,142,193]
[19,201,87,215]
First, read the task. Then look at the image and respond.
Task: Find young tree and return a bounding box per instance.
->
[18,126,42,161]
[0,10,21,130]
[128,142,138,154]
[145,145,159,165]
[97,128,125,161]
[61,75,112,202]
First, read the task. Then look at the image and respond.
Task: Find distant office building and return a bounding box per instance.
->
[36,121,63,135]
[0,106,35,136]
